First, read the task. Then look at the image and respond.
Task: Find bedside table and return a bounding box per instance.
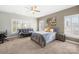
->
[56,33,65,42]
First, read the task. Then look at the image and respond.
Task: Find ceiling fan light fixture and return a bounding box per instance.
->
[26,5,40,15]
[32,5,37,10]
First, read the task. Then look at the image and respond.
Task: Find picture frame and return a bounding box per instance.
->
[47,17,56,27]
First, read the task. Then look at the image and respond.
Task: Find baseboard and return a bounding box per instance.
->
[66,40,79,45]
[6,36,17,39]
[66,36,79,42]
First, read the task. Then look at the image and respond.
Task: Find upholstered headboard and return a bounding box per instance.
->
[53,27,59,33]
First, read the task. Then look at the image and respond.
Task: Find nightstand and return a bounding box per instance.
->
[56,33,65,42]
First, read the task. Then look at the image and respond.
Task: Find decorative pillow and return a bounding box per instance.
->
[44,27,50,32]
[50,29,54,32]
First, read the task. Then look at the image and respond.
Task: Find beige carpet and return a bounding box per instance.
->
[0,37,79,54]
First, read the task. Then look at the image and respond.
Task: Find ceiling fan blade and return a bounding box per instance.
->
[25,7,32,10]
[34,10,40,12]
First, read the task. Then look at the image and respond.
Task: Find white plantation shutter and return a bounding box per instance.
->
[64,14,79,39]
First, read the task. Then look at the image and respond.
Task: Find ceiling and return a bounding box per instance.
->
[0,5,76,18]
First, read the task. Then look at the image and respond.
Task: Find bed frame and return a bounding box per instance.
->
[31,33,46,48]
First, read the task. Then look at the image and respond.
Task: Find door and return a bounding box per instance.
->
[39,20,45,31]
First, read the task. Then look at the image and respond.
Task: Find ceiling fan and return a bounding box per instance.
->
[25,5,40,14]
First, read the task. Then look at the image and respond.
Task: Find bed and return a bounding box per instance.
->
[31,31,57,48]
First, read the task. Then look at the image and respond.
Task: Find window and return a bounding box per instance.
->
[64,14,79,39]
[11,19,37,33]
